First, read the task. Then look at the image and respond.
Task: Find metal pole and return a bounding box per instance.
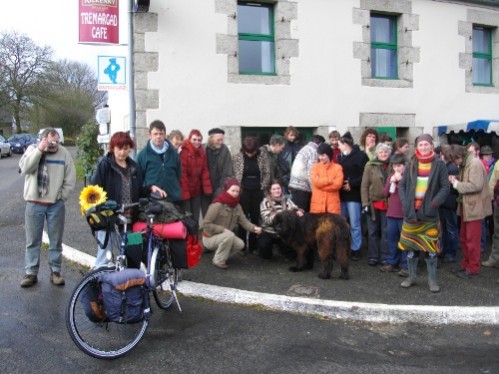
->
[128,0,137,158]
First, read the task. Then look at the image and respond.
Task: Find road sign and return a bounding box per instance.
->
[98,56,127,91]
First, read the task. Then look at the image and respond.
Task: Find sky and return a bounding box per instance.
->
[0,0,129,73]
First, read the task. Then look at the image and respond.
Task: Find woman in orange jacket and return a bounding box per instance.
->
[309,143,344,214]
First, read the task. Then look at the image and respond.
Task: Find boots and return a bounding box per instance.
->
[400,256,418,288]
[425,257,440,293]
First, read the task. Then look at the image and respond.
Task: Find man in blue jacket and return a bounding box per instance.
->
[137,120,181,202]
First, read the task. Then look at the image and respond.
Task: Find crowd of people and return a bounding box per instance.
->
[18,124,499,292]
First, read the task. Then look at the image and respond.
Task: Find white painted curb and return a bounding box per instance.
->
[47,232,499,326]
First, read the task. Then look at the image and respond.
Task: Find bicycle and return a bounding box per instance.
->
[66,199,181,359]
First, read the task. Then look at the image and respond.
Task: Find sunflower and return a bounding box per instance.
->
[79,185,107,215]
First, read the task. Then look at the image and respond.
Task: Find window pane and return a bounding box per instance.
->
[371,48,397,78]
[238,4,271,35]
[473,57,492,85]
[371,15,396,44]
[473,28,490,54]
[239,39,275,73]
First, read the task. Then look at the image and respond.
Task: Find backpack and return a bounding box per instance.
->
[80,280,107,323]
[137,198,190,223]
[99,269,150,324]
[85,200,119,249]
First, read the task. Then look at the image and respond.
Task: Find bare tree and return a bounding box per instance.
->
[31,59,107,136]
[0,31,53,133]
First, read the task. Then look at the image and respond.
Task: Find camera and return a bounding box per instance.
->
[48,141,57,147]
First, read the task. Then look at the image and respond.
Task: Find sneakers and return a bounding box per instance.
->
[50,272,65,286]
[398,269,409,277]
[351,251,361,261]
[20,274,38,288]
[481,259,498,268]
[212,261,229,269]
[380,264,400,273]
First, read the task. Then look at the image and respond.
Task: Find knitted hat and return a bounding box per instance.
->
[317,143,334,161]
[208,127,225,136]
[415,133,433,145]
[339,131,354,146]
[481,145,493,155]
[223,177,240,191]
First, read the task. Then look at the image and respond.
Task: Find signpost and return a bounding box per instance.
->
[79,0,120,45]
[97,56,127,91]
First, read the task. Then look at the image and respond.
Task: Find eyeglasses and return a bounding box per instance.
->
[191,137,202,142]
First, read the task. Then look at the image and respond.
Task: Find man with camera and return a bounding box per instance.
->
[19,128,76,288]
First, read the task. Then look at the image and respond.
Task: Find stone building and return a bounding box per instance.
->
[108,0,499,152]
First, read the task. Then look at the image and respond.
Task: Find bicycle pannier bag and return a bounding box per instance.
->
[125,232,146,269]
[100,269,149,324]
[80,280,106,323]
[170,234,202,269]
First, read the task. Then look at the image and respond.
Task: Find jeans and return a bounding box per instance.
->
[290,189,311,212]
[439,207,459,260]
[24,200,65,274]
[238,188,263,252]
[386,217,406,269]
[366,208,388,263]
[94,230,120,268]
[341,201,362,252]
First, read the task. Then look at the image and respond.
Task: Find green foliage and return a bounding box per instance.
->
[76,121,103,181]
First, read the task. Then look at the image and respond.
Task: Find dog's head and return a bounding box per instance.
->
[273,210,299,239]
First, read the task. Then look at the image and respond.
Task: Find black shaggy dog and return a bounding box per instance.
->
[273,211,351,280]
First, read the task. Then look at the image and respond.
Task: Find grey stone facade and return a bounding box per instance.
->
[353,0,420,88]
[459,9,499,93]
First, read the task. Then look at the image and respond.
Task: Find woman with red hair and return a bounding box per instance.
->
[91,131,166,268]
[179,129,213,221]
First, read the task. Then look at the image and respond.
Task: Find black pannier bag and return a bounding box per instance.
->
[100,269,150,324]
[80,280,106,323]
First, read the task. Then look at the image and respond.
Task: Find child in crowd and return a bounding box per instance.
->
[380,153,408,276]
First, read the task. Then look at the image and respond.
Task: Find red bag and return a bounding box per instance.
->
[186,234,202,268]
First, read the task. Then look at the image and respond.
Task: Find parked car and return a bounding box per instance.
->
[7,134,37,154]
[0,135,12,158]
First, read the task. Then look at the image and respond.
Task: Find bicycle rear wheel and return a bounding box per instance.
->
[151,242,179,310]
[66,268,149,359]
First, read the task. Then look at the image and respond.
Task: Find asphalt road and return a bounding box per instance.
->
[0,149,498,373]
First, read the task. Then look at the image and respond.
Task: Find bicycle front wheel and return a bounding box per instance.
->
[66,268,149,359]
[151,242,179,310]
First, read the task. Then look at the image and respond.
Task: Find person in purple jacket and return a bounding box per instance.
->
[380,153,408,276]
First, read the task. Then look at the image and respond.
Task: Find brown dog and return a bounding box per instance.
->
[273,211,350,280]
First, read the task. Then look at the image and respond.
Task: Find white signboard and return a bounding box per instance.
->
[96,107,111,124]
[98,56,127,91]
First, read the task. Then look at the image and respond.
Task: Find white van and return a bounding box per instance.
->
[38,128,64,145]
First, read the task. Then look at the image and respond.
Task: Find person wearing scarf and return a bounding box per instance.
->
[361,142,392,267]
[398,134,449,292]
[447,144,492,278]
[19,128,76,288]
[258,180,303,259]
[202,178,262,269]
[136,120,182,202]
[179,129,213,223]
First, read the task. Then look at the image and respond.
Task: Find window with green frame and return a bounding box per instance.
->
[473,26,493,86]
[237,1,275,75]
[370,13,398,79]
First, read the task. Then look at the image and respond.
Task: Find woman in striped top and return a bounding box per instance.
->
[398,134,449,293]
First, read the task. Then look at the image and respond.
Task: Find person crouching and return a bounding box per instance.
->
[202,178,262,269]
